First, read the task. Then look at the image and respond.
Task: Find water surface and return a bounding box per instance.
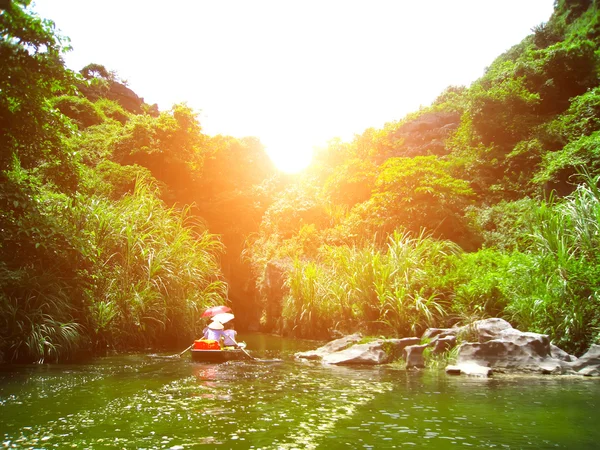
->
[1,333,599,449]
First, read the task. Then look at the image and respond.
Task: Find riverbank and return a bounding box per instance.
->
[295,318,600,377]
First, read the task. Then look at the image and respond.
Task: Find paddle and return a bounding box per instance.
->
[177,344,193,357]
[228,336,256,361]
[228,335,284,363]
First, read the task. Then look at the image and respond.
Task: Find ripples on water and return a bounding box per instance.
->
[1,334,599,449]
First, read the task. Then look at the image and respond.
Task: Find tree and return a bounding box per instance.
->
[0,0,77,190]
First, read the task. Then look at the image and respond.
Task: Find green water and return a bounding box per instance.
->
[1,333,599,449]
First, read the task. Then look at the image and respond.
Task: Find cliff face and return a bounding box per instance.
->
[390,110,461,158]
[78,79,158,116]
[262,259,292,333]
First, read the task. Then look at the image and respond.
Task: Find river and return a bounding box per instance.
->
[1,333,599,449]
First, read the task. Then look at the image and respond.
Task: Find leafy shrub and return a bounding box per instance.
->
[52,95,104,129]
[94,98,130,124]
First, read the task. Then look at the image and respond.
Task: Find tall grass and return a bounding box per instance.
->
[78,179,227,349]
[0,175,227,362]
[0,275,82,363]
[506,171,600,353]
[282,230,460,339]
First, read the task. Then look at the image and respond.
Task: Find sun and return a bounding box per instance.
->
[263,139,314,174]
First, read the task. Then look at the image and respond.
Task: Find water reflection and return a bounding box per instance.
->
[1,335,599,449]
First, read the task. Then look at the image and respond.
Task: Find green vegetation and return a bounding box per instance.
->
[246,0,600,355]
[2,0,600,362]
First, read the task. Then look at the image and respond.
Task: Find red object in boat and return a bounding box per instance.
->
[193,339,221,350]
[201,305,232,318]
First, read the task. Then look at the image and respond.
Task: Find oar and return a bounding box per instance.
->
[177,344,193,357]
[147,343,192,359]
[228,336,284,363]
[229,336,256,361]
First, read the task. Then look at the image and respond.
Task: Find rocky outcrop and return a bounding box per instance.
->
[447,318,597,376]
[571,345,600,376]
[296,335,419,366]
[295,333,363,360]
[294,318,600,376]
[262,259,293,332]
[321,340,392,365]
[403,344,429,369]
[376,111,460,163]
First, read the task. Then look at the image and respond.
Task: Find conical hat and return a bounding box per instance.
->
[208,320,224,330]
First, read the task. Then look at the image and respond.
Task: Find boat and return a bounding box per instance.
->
[190,347,246,363]
[190,339,247,363]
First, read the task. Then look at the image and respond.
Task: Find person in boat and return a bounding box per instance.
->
[222,322,238,348]
[203,320,225,344]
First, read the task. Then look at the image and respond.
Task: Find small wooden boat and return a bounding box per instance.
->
[190,348,246,363]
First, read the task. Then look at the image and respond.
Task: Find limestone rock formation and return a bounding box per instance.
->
[295,335,419,365]
[295,333,363,361]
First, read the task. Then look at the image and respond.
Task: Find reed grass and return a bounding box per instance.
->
[282,229,460,339]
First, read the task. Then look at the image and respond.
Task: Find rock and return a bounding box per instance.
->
[446,362,493,377]
[422,327,460,340]
[387,111,461,159]
[296,335,419,365]
[571,344,600,374]
[471,318,514,342]
[433,335,457,354]
[577,367,600,377]
[456,328,572,374]
[551,344,577,362]
[321,340,390,365]
[404,344,429,369]
[262,259,293,332]
[295,333,362,361]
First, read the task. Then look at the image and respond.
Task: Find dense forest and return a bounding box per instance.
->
[1,0,600,363]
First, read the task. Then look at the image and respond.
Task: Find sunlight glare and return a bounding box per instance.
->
[264,139,314,173]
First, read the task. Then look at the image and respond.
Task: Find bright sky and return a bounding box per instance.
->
[32,0,555,172]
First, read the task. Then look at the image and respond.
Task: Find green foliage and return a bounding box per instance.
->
[84,160,154,200]
[466,198,539,251]
[80,63,116,81]
[511,173,600,354]
[111,104,205,198]
[0,0,78,190]
[354,156,474,244]
[470,60,541,147]
[51,95,104,129]
[545,87,600,145]
[94,98,130,124]
[323,158,377,207]
[281,230,460,339]
[535,131,600,186]
[445,249,536,321]
[72,179,227,350]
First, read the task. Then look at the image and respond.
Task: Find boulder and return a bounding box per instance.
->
[295,333,362,361]
[433,335,457,354]
[296,335,419,365]
[456,328,573,374]
[422,327,460,340]
[446,362,493,377]
[321,340,391,365]
[423,318,513,344]
[404,344,429,369]
[578,367,600,377]
[471,318,513,342]
[571,344,600,376]
[551,344,577,362]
